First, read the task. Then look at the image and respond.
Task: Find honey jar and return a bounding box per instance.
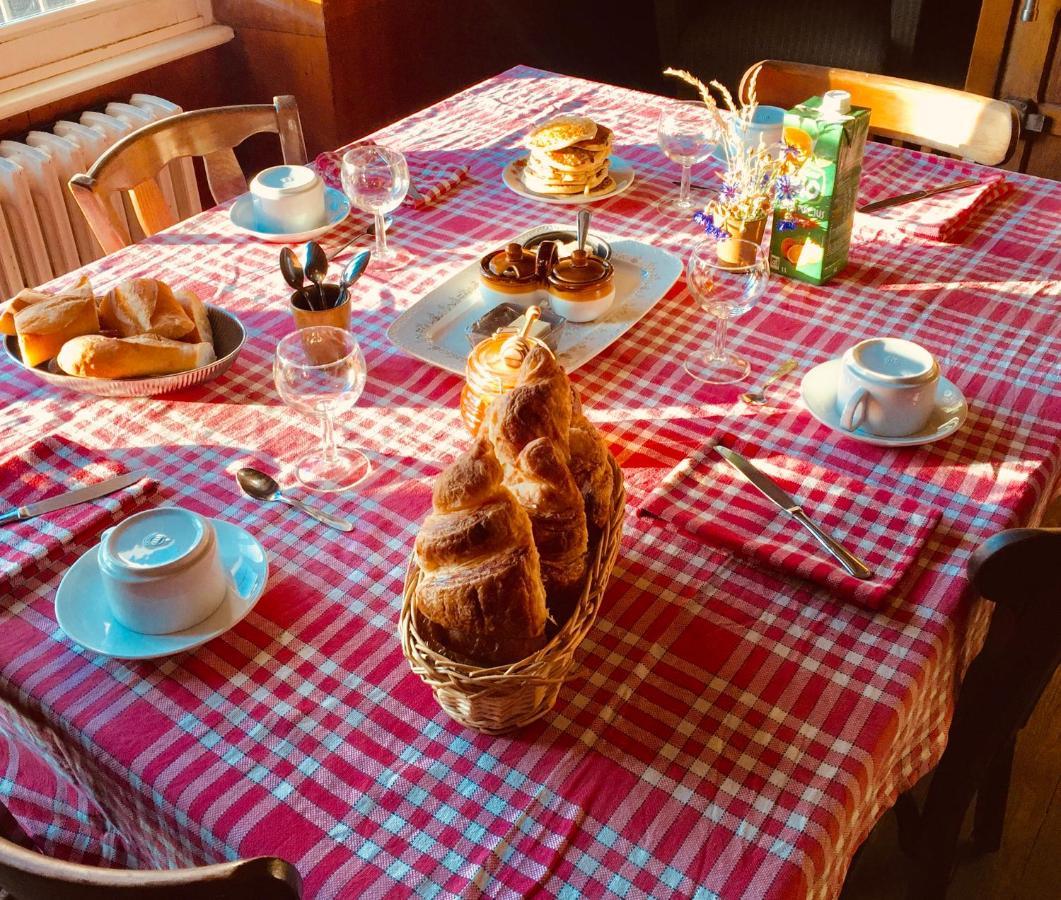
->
[478,241,558,308]
[460,307,546,434]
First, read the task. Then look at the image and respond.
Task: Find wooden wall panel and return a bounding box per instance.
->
[0,46,228,140]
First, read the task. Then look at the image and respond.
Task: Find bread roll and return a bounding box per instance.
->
[172,289,212,344]
[147,281,194,339]
[99,278,156,336]
[56,333,215,379]
[2,276,92,336]
[414,437,548,666]
[14,295,100,367]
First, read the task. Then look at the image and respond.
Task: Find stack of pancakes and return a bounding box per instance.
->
[517,116,614,197]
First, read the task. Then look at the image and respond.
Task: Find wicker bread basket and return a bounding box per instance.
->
[400,455,625,734]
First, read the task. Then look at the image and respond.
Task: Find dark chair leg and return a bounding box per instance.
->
[973,736,1016,855]
[894,791,921,857]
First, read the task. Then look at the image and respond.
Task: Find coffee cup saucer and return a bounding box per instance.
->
[801,358,968,447]
[229,186,350,243]
[55,518,268,660]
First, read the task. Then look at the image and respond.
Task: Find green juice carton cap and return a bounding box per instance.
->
[770,91,870,286]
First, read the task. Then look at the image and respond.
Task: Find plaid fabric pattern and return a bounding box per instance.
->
[857,158,1012,242]
[0,67,1058,900]
[638,437,943,608]
[314,150,470,210]
[0,438,157,590]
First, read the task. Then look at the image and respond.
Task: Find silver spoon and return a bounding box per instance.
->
[279,247,304,291]
[302,241,329,310]
[740,359,798,406]
[236,467,353,532]
[338,250,371,304]
[329,215,392,260]
[576,208,590,254]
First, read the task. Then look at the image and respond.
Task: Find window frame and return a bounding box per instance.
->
[0,0,232,119]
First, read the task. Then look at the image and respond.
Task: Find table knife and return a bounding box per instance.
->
[714,446,875,580]
[858,178,980,214]
[0,470,147,526]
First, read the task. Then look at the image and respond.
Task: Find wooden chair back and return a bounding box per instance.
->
[903,520,1061,898]
[738,60,1019,166]
[69,96,306,255]
[0,810,301,900]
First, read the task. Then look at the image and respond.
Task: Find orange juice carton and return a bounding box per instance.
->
[770,91,870,286]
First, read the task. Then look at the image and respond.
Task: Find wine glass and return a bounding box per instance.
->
[341,145,410,270]
[657,101,719,218]
[684,239,769,384]
[274,326,370,492]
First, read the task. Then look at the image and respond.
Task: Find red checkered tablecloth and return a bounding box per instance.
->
[1,67,1059,900]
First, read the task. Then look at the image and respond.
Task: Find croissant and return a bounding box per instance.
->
[569,387,614,531]
[414,437,548,666]
[484,346,588,595]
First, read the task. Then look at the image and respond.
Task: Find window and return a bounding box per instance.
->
[0,1,232,119]
[0,0,91,28]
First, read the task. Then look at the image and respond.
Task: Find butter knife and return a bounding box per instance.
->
[858,178,980,214]
[0,470,147,526]
[715,446,874,580]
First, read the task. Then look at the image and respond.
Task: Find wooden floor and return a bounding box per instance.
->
[841,666,1061,899]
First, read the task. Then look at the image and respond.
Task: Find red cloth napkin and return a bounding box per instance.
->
[637,440,942,609]
[314,149,469,210]
[0,438,157,589]
[856,172,1011,242]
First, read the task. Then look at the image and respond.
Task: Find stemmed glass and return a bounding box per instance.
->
[684,239,769,384]
[274,326,370,492]
[341,145,410,270]
[657,101,719,218]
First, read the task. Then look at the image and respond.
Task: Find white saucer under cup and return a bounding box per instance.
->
[229,186,351,243]
[55,518,268,660]
[801,358,968,448]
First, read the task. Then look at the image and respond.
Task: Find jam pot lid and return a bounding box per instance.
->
[481,242,539,282]
[548,249,613,287]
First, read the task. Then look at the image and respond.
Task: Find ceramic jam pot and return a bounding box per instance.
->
[479,242,543,308]
[544,248,615,322]
[98,507,229,634]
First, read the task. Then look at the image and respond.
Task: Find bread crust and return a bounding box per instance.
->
[414,438,548,667]
[56,333,214,378]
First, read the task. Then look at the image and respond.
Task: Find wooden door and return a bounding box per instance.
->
[967,0,1061,177]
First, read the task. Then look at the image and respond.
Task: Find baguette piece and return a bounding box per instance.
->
[56,333,215,379]
[99,278,157,336]
[14,294,100,367]
[2,276,92,335]
[172,288,212,344]
[147,281,194,339]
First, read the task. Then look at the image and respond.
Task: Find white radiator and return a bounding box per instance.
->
[0,94,202,299]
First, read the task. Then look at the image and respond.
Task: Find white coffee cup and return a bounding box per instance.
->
[249,164,326,234]
[715,105,786,161]
[836,338,940,437]
[99,508,229,634]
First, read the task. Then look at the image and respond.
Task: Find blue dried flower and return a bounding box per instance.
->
[698,216,728,240]
[720,182,738,202]
[776,176,796,201]
[782,142,802,160]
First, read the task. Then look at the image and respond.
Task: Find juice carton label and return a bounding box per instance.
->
[770,97,870,286]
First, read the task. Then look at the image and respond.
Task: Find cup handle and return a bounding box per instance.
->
[839,387,868,432]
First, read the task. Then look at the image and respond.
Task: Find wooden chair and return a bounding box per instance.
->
[738,60,1020,166]
[892,507,1061,898]
[69,96,307,255]
[0,802,301,899]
